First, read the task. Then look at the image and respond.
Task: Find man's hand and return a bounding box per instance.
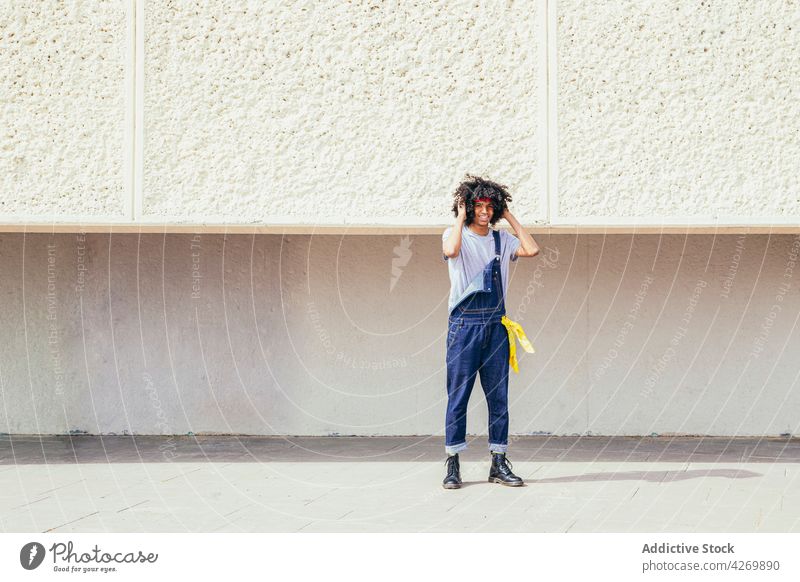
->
[444,203,466,258]
[502,206,541,258]
[457,200,466,223]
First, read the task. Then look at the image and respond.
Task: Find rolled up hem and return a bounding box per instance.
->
[488,442,508,453]
[445,441,468,455]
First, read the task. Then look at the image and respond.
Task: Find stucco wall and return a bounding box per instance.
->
[1,232,798,437]
[557,0,800,221]
[3,1,796,227]
[0,0,130,219]
[141,1,544,224]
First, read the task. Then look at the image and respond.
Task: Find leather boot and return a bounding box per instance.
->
[442,454,462,489]
[488,452,524,486]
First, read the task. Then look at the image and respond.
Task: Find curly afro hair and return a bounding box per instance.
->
[451,174,513,226]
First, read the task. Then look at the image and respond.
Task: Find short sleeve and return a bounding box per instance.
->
[504,230,521,262]
[441,228,452,262]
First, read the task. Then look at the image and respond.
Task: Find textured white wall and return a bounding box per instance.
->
[1,1,798,226]
[141,0,544,224]
[557,0,800,221]
[0,1,130,218]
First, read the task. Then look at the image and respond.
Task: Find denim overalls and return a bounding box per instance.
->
[445,230,510,455]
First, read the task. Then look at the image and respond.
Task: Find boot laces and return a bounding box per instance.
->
[445,455,459,476]
[495,454,514,475]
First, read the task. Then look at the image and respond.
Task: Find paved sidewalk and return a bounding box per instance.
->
[2,436,799,532]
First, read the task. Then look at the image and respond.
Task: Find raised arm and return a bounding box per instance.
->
[442,200,467,258]
[502,209,540,258]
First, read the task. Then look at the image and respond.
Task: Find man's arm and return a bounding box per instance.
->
[442,201,467,259]
[503,209,540,258]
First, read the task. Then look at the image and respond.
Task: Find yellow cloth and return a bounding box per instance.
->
[500,315,535,374]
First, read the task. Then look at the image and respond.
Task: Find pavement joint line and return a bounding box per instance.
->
[44,511,100,533]
[222,503,253,517]
[36,478,87,496]
[303,488,338,506]
[12,496,51,510]
[117,499,149,513]
[161,467,203,482]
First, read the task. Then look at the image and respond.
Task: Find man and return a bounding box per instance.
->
[441,175,540,489]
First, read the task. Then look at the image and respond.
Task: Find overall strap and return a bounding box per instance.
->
[492,229,501,260]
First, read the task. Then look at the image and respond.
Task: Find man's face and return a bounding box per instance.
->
[472,200,494,226]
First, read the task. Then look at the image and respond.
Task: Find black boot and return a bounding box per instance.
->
[442,454,462,489]
[488,452,524,486]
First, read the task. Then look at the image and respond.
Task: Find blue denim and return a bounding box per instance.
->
[445,230,510,455]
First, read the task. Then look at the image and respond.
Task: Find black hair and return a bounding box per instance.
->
[450,174,513,226]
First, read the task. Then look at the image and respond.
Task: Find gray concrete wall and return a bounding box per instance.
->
[1,232,798,437]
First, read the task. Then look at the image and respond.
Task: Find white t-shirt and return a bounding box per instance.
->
[442,225,520,313]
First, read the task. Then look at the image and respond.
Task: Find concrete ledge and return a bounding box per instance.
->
[1,223,800,234]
